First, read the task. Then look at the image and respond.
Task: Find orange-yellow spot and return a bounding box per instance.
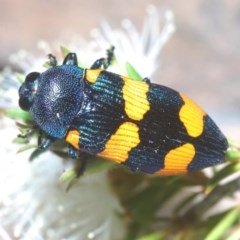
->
[98,122,140,163]
[122,76,150,121]
[179,93,206,138]
[65,130,80,149]
[157,143,196,175]
[85,69,102,83]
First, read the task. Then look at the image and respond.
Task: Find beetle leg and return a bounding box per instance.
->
[68,146,90,177]
[18,125,39,139]
[75,152,88,178]
[63,53,78,66]
[68,144,79,159]
[90,58,105,69]
[143,77,151,83]
[47,54,58,67]
[90,46,115,70]
[38,131,56,150]
[105,46,115,68]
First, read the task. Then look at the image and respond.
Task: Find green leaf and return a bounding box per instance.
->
[138,231,166,240]
[59,169,79,192]
[173,192,199,214]
[60,168,77,183]
[126,62,142,80]
[5,108,33,122]
[16,72,25,83]
[124,176,189,227]
[205,207,240,240]
[13,136,30,144]
[17,144,38,153]
[207,163,240,192]
[60,46,71,57]
[228,139,240,149]
[184,178,240,221]
[226,139,240,160]
[226,226,240,240]
[226,150,240,160]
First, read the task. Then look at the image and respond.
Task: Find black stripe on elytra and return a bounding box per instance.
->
[123,84,189,173]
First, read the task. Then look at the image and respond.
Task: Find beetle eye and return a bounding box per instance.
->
[25,72,40,83]
[19,97,31,111]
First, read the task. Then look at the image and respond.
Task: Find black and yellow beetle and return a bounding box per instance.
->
[18,47,228,176]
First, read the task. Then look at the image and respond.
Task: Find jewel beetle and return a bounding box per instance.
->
[18,47,228,176]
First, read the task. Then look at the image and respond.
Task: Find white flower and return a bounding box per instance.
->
[0,6,175,240]
[91,5,175,77]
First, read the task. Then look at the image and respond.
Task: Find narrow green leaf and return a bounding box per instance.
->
[17,144,38,153]
[226,225,240,240]
[16,72,25,83]
[60,169,77,183]
[60,46,71,57]
[13,136,29,144]
[226,139,240,161]
[125,180,186,226]
[138,231,166,240]
[59,169,79,192]
[184,178,240,221]
[205,207,240,240]
[226,150,240,160]
[173,192,199,214]
[228,139,240,149]
[126,62,142,80]
[15,121,31,129]
[5,109,33,122]
[207,163,240,192]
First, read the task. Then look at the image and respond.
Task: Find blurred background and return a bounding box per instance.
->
[1,0,239,140]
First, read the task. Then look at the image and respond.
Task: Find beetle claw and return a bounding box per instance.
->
[63,53,78,66]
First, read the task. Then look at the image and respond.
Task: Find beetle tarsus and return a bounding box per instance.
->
[90,46,115,70]
[63,53,78,66]
[68,145,79,159]
[105,46,115,68]
[47,54,58,67]
[38,132,55,150]
[143,77,151,83]
[75,152,90,177]
[90,58,105,69]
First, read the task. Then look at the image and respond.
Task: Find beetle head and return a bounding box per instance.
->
[18,72,40,111]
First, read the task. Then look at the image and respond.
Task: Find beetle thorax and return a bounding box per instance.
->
[31,65,84,139]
